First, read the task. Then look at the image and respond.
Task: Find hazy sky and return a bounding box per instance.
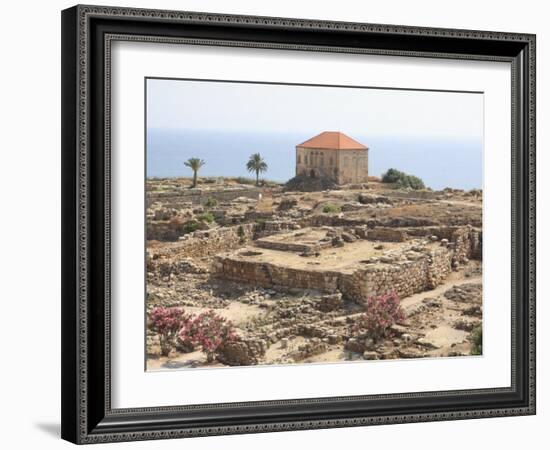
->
[146,78,484,139]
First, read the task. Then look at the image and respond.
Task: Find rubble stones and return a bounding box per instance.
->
[288,339,328,361]
[341,232,357,243]
[277,197,298,211]
[358,194,393,205]
[452,319,478,332]
[444,283,482,303]
[216,338,267,366]
[345,337,365,354]
[362,351,379,360]
[316,293,343,312]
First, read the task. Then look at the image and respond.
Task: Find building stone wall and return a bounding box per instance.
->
[336,149,369,184]
[295,146,368,185]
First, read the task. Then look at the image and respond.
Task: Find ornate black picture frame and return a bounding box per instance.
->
[61,4,536,444]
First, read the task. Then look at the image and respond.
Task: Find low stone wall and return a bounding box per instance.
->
[147,187,261,207]
[212,257,341,292]
[254,220,300,238]
[303,214,440,229]
[255,240,317,253]
[378,190,441,200]
[426,248,453,288]
[339,259,429,301]
[304,215,370,228]
[401,225,482,261]
[150,223,257,259]
[367,227,408,242]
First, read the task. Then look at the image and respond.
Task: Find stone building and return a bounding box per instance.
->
[295,131,369,184]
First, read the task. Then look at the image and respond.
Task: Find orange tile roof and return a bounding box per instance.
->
[297,131,367,150]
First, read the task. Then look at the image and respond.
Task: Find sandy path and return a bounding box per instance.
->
[184,301,263,326]
[400,274,482,314]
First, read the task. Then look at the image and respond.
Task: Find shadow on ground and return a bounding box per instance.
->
[35,422,60,438]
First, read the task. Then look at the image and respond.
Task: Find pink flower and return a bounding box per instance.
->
[352,291,405,342]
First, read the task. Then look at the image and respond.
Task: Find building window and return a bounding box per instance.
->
[330,157,333,166]
[297,155,301,164]
[305,156,308,164]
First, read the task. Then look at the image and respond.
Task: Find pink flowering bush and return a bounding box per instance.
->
[147,306,191,356]
[353,291,405,342]
[179,310,238,362]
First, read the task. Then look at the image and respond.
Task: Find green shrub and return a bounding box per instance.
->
[168,218,199,237]
[255,218,267,226]
[322,203,341,214]
[470,325,482,355]
[204,197,218,208]
[235,176,256,185]
[382,168,425,190]
[182,221,200,234]
[196,212,215,224]
[405,175,425,190]
[237,225,246,243]
[381,168,405,183]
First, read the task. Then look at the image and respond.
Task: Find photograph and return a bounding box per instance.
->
[145,78,484,370]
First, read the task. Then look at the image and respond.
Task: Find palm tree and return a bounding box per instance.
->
[246,153,268,186]
[184,157,205,188]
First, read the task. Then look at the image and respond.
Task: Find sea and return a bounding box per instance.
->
[146,129,482,191]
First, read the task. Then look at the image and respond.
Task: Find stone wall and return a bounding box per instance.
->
[303,214,440,229]
[378,190,440,200]
[426,248,453,288]
[305,215,370,228]
[147,187,261,207]
[212,256,342,292]
[295,146,368,185]
[367,227,408,242]
[213,248,453,303]
[401,225,482,261]
[255,240,318,254]
[254,220,300,238]
[150,223,257,259]
[339,258,430,301]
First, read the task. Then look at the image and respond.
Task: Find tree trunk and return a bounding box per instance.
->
[256,170,259,186]
[192,171,198,188]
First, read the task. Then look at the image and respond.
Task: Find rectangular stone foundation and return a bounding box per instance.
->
[213,225,480,303]
[213,244,452,302]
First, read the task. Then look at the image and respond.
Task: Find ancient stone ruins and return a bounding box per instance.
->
[146,176,483,369]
